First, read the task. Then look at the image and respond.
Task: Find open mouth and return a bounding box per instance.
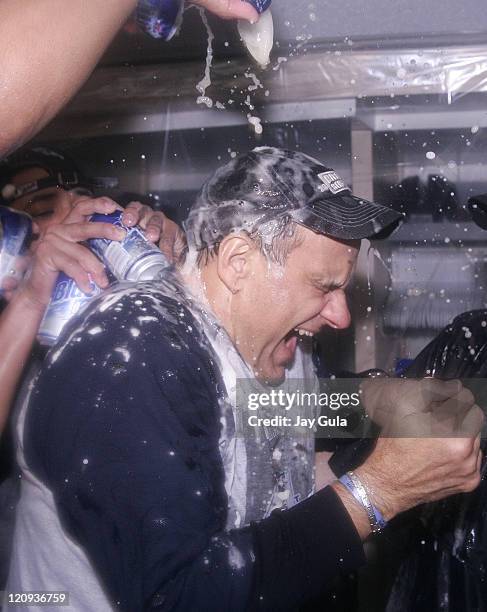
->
[283,327,315,343]
[276,327,315,365]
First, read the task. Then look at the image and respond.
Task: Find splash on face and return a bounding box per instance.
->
[230,226,359,384]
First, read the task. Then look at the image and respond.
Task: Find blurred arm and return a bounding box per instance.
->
[0,290,46,434]
[0,0,137,156]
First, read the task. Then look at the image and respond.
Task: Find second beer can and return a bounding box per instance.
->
[0,205,33,294]
[37,273,101,346]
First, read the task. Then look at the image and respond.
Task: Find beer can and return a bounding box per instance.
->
[0,205,33,295]
[88,211,170,281]
[136,0,271,41]
[37,273,101,346]
[136,0,184,41]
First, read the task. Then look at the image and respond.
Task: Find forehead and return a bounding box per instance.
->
[290,226,359,279]
[7,166,60,212]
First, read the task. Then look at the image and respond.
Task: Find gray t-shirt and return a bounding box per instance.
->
[195,304,316,529]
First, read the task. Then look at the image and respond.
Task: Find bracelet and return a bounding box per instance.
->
[339,471,387,533]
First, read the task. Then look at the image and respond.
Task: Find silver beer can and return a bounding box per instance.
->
[37,272,101,346]
[0,205,33,295]
[88,211,170,281]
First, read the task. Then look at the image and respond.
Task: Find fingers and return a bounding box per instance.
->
[430,388,476,428]
[457,403,485,437]
[122,202,166,243]
[41,244,101,295]
[122,202,186,261]
[29,214,127,297]
[158,219,186,263]
[64,196,122,225]
[419,378,463,403]
[48,221,126,243]
[190,0,259,22]
[121,201,144,226]
[35,236,109,291]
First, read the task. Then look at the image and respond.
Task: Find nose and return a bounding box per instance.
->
[320,289,351,330]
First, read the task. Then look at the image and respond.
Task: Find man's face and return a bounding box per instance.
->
[231,226,359,384]
[8,166,78,236]
[1,166,83,299]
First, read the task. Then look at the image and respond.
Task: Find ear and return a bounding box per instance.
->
[216,234,255,294]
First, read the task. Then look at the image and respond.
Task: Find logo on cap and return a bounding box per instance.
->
[317,171,349,195]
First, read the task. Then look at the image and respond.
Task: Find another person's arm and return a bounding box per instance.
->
[0,197,124,434]
[0,0,137,155]
[0,0,258,156]
[0,196,188,436]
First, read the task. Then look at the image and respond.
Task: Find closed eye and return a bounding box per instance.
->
[313,281,343,293]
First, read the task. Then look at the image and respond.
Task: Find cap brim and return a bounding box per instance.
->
[292,193,404,241]
[468,193,487,230]
[468,193,487,209]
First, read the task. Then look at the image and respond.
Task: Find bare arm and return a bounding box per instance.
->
[0,290,47,433]
[0,0,258,156]
[0,197,126,435]
[0,195,196,435]
[0,0,138,156]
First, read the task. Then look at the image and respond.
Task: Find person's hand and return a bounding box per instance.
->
[121,201,186,263]
[19,197,126,310]
[1,252,32,302]
[356,429,484,521]
[191,0,259,21]
[360,377,482,436]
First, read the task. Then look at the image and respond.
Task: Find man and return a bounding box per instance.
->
[0,0,260,157]
[0,146,182,435]
[7,147,483,611]
[0,146,186,592]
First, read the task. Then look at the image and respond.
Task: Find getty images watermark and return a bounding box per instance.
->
[235,378,487,439]
[236,378,367,439]
[246,388,360,429]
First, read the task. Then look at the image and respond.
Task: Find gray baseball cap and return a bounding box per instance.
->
[184,147,403,250]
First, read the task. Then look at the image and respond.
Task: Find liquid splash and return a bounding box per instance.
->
[195,8,215,108]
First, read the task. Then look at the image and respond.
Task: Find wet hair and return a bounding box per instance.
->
[194,214,305,268]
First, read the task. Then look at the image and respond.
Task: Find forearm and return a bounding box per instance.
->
[0,289,46,433]
[0,0,137,155]
[151,486,366,610]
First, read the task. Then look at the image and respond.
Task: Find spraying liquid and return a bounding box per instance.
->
[196,8,215,108]
[194,7,269,134]
[237,9,274,68]
[247,114,263,134]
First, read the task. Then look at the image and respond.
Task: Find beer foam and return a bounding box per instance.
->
[238,9,274,68]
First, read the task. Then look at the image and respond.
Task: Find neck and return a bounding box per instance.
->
[180,253,235,340]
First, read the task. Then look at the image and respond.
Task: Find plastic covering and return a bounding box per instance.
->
[49,42,487,137]
[285,44,487,101]
[386,310,487,612]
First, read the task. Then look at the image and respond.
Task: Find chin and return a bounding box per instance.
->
[255,365,286,387]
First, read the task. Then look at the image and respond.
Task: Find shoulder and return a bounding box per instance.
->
[45,280,212,371]
[33,280,223,431]
[26,282,224,482]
